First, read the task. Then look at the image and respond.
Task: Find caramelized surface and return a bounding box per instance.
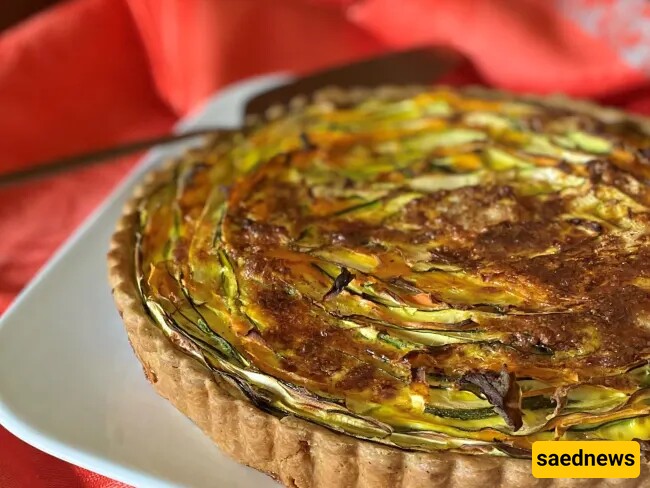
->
[136,88,650,454]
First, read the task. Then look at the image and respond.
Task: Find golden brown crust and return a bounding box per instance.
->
[108,86,650,487]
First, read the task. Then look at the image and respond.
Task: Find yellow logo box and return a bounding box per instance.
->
[532,441,641,479]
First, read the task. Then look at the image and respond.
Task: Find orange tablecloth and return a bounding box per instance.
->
[3,0,650,485]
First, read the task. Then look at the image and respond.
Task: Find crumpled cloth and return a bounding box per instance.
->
[2,0,650,486]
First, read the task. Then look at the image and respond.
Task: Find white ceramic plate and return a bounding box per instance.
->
[0,74,292,488]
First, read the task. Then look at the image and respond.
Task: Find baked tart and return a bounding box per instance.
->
[109,86,650,486]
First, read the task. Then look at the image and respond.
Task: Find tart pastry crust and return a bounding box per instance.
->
[109,86,650,487]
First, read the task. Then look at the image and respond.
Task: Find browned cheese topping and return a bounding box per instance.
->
[136,88,650,455]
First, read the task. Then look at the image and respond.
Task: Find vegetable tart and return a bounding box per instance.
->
[108,86,650,487]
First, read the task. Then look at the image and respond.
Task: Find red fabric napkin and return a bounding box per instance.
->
[2,0,650,486]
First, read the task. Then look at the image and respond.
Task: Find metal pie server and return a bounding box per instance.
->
[0,46,468,187]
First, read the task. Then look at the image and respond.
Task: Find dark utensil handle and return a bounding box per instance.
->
[0,46,468,187]
[0,128,223,187]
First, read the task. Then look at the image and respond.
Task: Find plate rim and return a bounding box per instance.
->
[0,72,291,488]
